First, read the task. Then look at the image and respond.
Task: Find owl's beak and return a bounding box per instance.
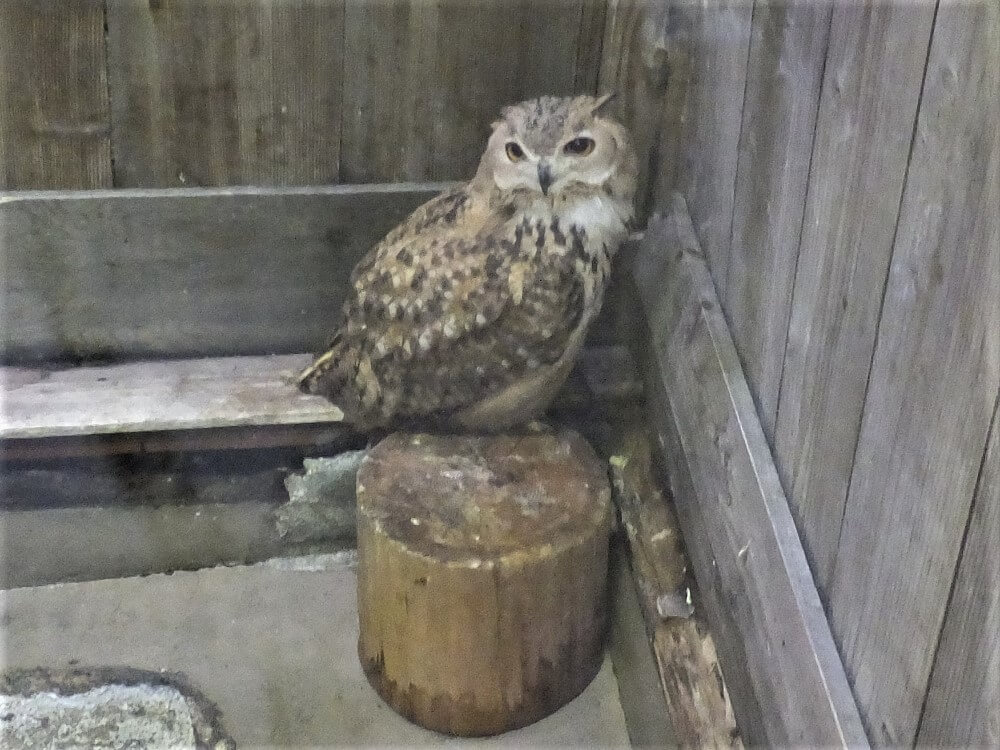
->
[537,163,553,195]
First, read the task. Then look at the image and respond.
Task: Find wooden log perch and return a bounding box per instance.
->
[355,430,613,736]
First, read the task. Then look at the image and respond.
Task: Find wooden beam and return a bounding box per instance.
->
[605,422,742,748]
[1,354,343,440]
[1,346,640,458]
[0,183,447,363]
[633,193,868,747]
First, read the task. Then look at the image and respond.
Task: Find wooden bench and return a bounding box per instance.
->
[0,346,638,460]
[0,184,641,460]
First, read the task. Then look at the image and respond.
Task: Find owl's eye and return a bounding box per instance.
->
[505,142,525,161]
[564,137,595,156]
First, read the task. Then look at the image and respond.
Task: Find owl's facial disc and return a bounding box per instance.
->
[478,95,636,202]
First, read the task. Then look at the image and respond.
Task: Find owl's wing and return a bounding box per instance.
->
[299,196,583,427]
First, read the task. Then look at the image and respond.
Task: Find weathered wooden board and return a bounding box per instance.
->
[1,354,343,440]
[661,0,753,297]
[606,424,742,748]
[105,0,345,187]
[574,0,608,94]
[339,0,594,184]
[918,401,1000,747]
[0,425,355,463]
[725,0,832,440]
[634,194,867,747]
[0,0,112,189]
[597,0,676,220]
[0,345,638,458]
[633,337,768,745]
[829,3,1000,744]
[0,183,444,363]
[772,2,936,591]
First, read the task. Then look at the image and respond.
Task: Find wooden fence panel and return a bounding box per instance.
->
[724,0,831,440]
[0,0,112,189]
[597,0,676,220]
[917,401,1000,747]
[829,2,1000,744]
[666,0,752,297]
[339,0,597,184]
[772,2,936,591]
[0,184,444,363]
[105,0,345,187]
[635,197,867,747]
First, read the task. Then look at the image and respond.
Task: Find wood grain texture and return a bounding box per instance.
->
[725,0,832,440]
[772,2,936,591]
[638,336,768,746]
[590,1,680,346]
[0,344,636,455]
[340,0,594,184]
[918,400,1000,747]
[356,431,612,735]
[607,425,742,749]
[0,354,343,439]
[634,194,867,748]
[829,3,1000,744]
[105,0,344,187]
[0,0,112,189]
[597,0,676,220]
[574,0,609,93]
[664,0,753,297]
[0,183,444,363]
[652,622,741,750]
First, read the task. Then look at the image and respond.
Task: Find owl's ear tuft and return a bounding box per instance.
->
[591,92,617,114]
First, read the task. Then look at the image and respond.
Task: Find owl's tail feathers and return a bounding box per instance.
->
[297,339,355,425]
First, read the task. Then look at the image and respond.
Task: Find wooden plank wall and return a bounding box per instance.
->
[611,0,1000,745]
[1,0,603,190]
[0,0,113,189]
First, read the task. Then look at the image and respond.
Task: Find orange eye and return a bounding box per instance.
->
[505,142,525,161]
[564,137,595,156]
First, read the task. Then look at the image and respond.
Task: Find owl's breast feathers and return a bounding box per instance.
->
[298,185,630,429]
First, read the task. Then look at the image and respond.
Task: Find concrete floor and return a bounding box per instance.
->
[1,555,632,748]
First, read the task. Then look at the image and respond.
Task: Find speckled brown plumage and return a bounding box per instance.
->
[299,95,638,430]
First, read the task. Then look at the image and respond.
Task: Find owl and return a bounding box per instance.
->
[298,94,638,431]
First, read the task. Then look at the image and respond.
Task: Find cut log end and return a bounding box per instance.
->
[356,430,613,736]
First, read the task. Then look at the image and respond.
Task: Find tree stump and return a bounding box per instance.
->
[356,430,613,736]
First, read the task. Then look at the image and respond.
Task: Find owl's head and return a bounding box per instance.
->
[476,94,638,204]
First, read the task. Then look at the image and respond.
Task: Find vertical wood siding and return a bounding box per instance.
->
[2,0,601,189]
[612,0,998,745]
[0,0,113,189]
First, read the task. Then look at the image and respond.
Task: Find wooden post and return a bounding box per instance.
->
[355,431,613,736]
